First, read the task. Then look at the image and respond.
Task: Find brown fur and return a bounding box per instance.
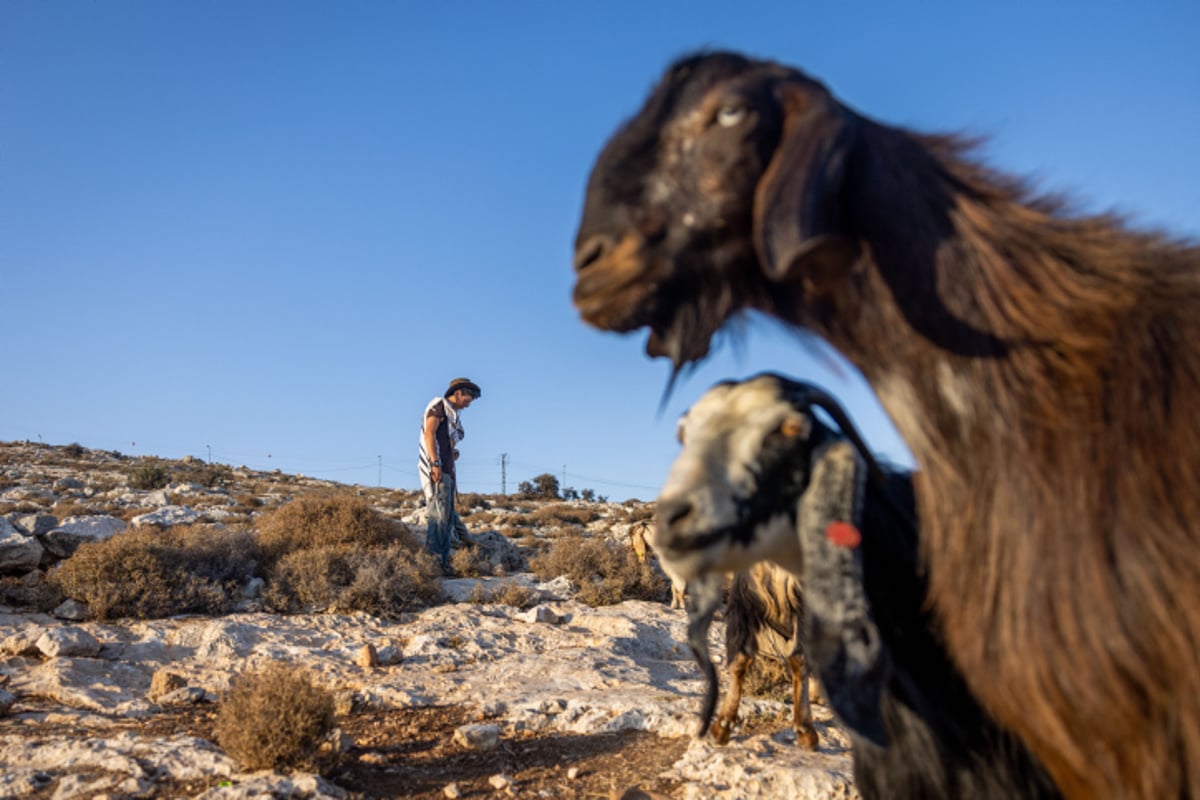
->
[574,51,1200,798]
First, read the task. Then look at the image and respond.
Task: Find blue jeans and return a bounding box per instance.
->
[426,475,468,569]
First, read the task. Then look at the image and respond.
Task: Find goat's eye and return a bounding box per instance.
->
[715,105,747,128]
[778,417,807,439]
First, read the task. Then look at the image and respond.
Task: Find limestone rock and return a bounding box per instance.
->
[52,599,89,621]
[37,626,101,658]
[43,515,126,558]
[453,723,500,751]
[14,513,58,537]
[0,518,44,573]
[130,506,203,527]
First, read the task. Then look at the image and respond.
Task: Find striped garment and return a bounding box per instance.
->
[418,396,464,499]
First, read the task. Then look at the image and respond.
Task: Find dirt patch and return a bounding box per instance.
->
[3,700,712,798]
[336,705,691,798]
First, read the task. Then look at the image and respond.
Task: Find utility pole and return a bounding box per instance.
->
[563,465,567,490]
[500,453,508,495]
[206,444,211,464]
[377,455,382,487]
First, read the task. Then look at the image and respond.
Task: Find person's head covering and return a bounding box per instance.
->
[445,378,482,399]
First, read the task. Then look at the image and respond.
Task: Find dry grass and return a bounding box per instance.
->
[526,503,600,527]
[255,493,406,564]
[264,543,443,616]
[744,657,793,699]
[256,494,441,615]
[468,579,539,609]
[529,531,669,607]
[49,524,261,620]
[215,662,337,773]
[450,544,494,578]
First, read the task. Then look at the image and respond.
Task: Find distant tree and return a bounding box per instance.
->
[562,486,580,501]
[580,488,596,502]
[529,473,560,500]
[517,480,535,497]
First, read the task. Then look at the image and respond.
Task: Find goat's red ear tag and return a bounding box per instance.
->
[825,521,862,549]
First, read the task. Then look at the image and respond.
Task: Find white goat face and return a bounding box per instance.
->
[653,373,819,583]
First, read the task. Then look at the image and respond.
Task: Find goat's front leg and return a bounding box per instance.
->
[788,652,820,750]
[710,651,752,745]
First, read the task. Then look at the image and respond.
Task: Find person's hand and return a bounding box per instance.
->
[431,465,442,482]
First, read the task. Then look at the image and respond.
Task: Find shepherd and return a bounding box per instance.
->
[419,377,482,570]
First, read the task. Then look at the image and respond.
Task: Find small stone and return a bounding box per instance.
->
[0,688,16,715]
[51,599,89,621]
[517,605,566,625]
[453,723,500,751]
[488,774,512,790]
[357,643,379,668]
[443,783,461,799]
[567,767,580,780]
[36,626,101,657]
[376,645,402,665]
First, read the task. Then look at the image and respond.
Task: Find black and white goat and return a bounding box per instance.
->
[654,373,1059,799]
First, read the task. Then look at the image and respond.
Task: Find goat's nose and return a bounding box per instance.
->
[657,496,694,533]
[573,234,613,273]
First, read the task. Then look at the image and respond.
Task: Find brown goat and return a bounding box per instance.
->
[573,51,1200,799]
[628,519,686,608]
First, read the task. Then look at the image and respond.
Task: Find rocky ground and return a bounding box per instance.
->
[0,441,858,799]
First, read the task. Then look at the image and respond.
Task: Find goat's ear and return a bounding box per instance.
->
[753,81,860,290]
[798,439,890,747]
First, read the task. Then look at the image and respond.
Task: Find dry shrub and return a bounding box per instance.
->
[215,662,337,773]
[265,543,442,616]
[526,503,599,527]
[51,498,92,519]
[745,657,793,699]
[462,509,497,526]
[456,492,492,511]
[468,579,538,609]
[530,532,668,607]
[50,524,260,620]
[255,493,407,564]
[450,545,493,578]
[0,573,63,612]
[179,462,233,488]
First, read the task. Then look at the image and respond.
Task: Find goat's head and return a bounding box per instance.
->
[653,372,877,583]
[573,51,860,367]
[655,373,890,740]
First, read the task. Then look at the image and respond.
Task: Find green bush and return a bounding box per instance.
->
[50,524,260,620]
[129,463,170,490]
[215,662,337,773]
[530,532,669,607]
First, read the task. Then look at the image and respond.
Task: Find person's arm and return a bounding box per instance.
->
[423,412,442,482]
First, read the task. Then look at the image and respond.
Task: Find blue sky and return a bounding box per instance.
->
[3,2,1198,500]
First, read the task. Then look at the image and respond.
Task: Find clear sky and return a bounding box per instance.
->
[3,2,1198,500]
